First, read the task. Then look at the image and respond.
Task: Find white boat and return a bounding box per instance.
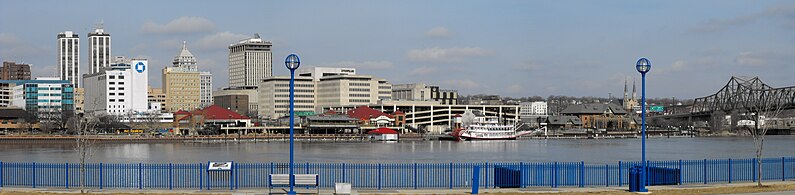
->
[457,116,534,140]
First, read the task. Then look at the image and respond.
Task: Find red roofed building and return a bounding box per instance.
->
[345,106,407,133]
[171,105,251,135]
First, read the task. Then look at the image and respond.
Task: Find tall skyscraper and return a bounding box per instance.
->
[57,31,80,88]
[88,24,111,74]
[228,33,272,87]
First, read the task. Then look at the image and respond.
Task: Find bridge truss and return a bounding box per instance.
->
[691,76,795,114]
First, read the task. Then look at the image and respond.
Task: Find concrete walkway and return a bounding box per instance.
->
[1,181,793,194]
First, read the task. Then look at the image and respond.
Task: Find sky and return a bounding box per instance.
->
[1,0,794,99]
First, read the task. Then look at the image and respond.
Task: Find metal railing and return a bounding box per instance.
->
[0,157,793,190]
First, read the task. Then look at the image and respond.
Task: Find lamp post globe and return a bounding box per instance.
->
[636,57,651,193]
[636,58,651,74]
[285,53,300,195]
[285,53,300,70]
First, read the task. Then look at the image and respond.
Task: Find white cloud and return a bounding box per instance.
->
[407,47,493,63]
[315,61,394,70]
[735,51,767,66]
[0,33,49,61]
[0,33,20,45]
[141,16,216,34]
[443,79,481,89]
[513,61,542,71]
[506,84,523,93]
[195,31,249,50]
[410,66,437,75]
[425,26,451,37]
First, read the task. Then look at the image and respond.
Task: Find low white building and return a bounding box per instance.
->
[520,101,548,118]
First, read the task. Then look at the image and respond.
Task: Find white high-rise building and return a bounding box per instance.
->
[83,59,149,115]
[57,31,80,88]
[88,24,111,74]
[229,34,272,87]
[200,71,213,107]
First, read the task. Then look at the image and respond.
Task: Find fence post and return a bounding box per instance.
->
[168,163,173,190]
[678,160,682,185]
[729,158,732,183]
[520,162,525,188]
[0,161,2,189]
[138,163,142,189]
[378,163,382,190]
[342,163,346,183]
[229,161,234,191]
[618,161,622,187]
[553,162,558,188]
[485,162,489,189]
[471,165,480,194]
[199,163,203,190]
[783,157,786,181]
[579,161,584,187]
[100,163,103,189]
[65,163,68,189]
[703,159,707,184]
[752,158,757,182]
[449,162,453,189]
[413,163,417,189]
[605,164,609,187]
[32,162,36,188]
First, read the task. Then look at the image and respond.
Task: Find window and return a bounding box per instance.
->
[109,87,115,90]
[119,99,125,102]
[118,87,124,90]
[118,76,124,79]
[110,99,115,102]
[109,75,115,79]
[109,93,115,96]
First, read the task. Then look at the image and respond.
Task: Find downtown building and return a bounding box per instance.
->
[0,61,32,107]
[392,83,458,105]
[257,67,392,119]
[83,59,149,115]
[87,25,111,74]
[228,34,272,88]
[57,31,80,88]
[161,42,212,112]
[1,61,32,80]
[2,77,75,121]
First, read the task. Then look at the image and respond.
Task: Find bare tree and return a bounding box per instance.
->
[67,112,100,193]
[738,89,789,187]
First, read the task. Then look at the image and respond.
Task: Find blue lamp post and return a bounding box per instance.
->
[285,53,300,195]
[636,57,651,192]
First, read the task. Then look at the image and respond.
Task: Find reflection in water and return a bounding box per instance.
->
[0,136,793,164]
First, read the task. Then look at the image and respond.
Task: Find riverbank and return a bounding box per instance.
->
[0,181,793,194]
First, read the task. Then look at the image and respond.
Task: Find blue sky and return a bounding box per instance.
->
[1,0,794,99]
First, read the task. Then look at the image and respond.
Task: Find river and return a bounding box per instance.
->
[0,136,793,164]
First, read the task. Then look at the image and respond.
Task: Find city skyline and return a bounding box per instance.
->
[1,0,794,99]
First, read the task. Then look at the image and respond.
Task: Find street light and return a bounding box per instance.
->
[636,57,651,192]
[285,53,300,195]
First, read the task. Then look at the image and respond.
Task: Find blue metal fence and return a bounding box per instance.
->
[0,157,793,190]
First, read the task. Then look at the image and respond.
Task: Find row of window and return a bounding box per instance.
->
[109,93,125,96]
[349,93,370,97]
[349,83,370,87]
[350,88,370,92]
[275,89,314,93]
[275,100,315,103]
[275,105,314,108]
[109,75,125,79]
[109,99,125,102]
[275,94,315,98]
[349,99,370,103]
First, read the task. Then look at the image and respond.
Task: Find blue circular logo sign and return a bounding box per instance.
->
[135,62,146,73]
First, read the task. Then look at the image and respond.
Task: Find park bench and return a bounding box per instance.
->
[268,174,319,194]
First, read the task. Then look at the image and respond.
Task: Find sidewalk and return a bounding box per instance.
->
[1,181,794,194]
